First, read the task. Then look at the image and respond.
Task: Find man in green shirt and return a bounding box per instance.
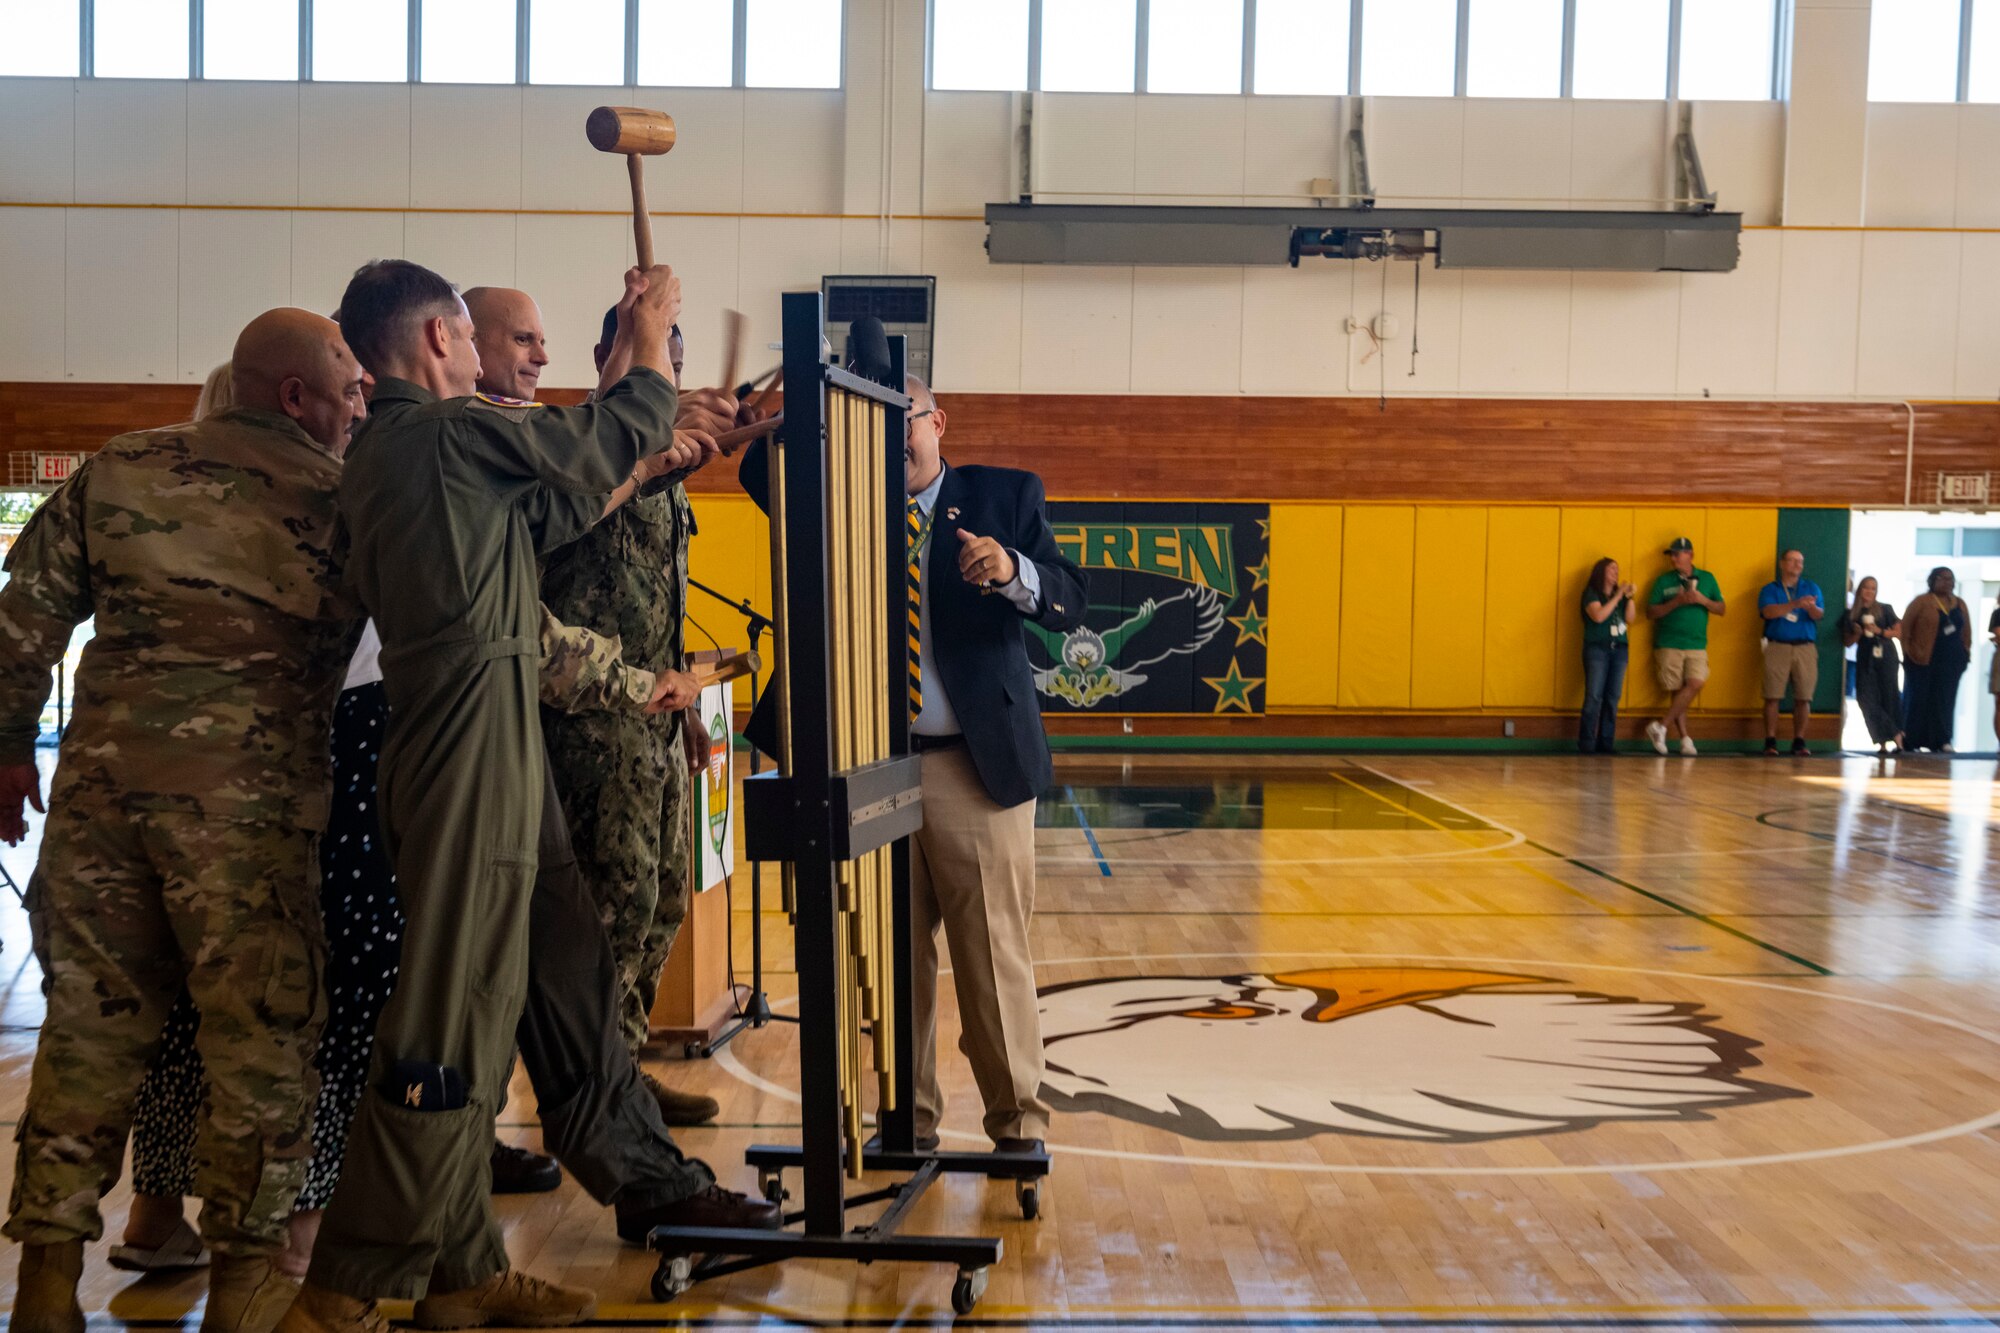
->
[1644,537,1726,756]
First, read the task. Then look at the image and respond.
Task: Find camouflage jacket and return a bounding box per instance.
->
[538,603,655,713]
[539,479,693,738]
[0,409,361,828]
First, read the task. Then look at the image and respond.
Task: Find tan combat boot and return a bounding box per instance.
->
[272,1283,391,1333]
[412,1270,597,1329]
[12,1240,85,1333]
[202,1255,301,1333]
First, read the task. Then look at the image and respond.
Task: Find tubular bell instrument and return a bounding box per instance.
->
[646,292,1044,1317]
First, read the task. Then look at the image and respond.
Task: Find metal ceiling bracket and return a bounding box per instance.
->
[1674,104,1717,215]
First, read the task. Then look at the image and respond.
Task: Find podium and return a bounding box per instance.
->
[648,647,741,1057]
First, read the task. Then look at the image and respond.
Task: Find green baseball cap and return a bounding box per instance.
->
[1664,537,1694,554]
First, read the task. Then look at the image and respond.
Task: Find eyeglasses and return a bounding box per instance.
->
[904,409,934,440]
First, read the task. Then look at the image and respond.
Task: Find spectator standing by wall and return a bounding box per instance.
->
[1579,558,1634,755]
[1644,537,1725,757]
[1837,577,1902,755]
[1900,567,1971,753]
[1758,548,1824,756]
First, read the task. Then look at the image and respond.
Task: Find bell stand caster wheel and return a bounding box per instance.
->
[683,1041,705,1060]
[758,1168,786,1203]
[650,1253,693,1303]
[951,1266,989,1315]
[1015,1179,1040,1220]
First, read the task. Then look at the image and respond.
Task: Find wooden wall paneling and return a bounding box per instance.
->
[1266,505,1342,708]
[1555,507,1637,718]
[4,386,1997,512]
[1338,506,1416,709]
[1411,505,1486,709]
[1482,507,1562,709]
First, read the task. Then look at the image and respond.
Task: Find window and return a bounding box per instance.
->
[931,0,1028,92]
[1041,0,1136,92]
[1676,0,1775,100]
[1963,529,2000,557]
[1148,0,1243,94]
[1465,0,1563,98]
[1968,0,2000,101]
[1868,0,1961,102]
[420,0,517,83]
[0,0,81,76]
[203,0,298,80]
[529,0,623,84]
[313,0,407,81]
[1571,0,1668,99]
[94,0,189,78]
[1916,529,1956,556]
[1252,0,1350,94]
[1358,0,1456,97]
[635,0,731,85]
[745,0,840,88]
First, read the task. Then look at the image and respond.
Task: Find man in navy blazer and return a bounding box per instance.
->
[739,374,1084,1156]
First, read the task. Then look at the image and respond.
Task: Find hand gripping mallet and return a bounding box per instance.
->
[586,106,677,269]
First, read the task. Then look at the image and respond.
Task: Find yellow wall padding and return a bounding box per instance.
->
[1267,505,1343,708]
[1482,507,1561,708]
[1411,506,1485,709]
[1339,506,1416,708]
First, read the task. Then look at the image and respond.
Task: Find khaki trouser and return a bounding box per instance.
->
[909,746,1051,1143]
[6,807,324,1257]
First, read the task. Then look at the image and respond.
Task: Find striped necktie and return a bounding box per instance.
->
[906,496,924,720]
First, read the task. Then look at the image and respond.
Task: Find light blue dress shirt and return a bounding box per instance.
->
[909,465,1041,737]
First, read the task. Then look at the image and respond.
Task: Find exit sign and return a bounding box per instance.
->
[32,452,82,484]
[1938,473,1990,505]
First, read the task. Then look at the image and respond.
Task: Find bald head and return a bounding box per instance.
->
[231,308,369,454]
[465,286,549,400]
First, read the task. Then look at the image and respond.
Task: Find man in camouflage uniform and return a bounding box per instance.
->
[477,294,720,1125]
[0,310,369,1333]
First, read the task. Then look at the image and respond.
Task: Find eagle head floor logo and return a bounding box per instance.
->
[1039,966,1804,1143]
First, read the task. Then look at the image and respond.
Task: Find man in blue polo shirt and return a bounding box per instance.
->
[1758,548,1824,756]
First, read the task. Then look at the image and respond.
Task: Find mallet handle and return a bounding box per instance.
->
[627,153,653,269]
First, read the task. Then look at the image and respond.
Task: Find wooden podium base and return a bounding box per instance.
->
[647,857,736,1058]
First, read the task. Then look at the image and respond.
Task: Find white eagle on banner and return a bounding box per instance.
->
[1039,967,1803,1143]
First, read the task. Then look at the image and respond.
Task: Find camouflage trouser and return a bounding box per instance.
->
[543,708,689,1056]
[5,806,325,1256]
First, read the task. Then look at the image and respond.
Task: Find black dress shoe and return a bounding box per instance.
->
[490,1141,562,1194]
[987,1136,1047,1178]
[614,1184,783,1243]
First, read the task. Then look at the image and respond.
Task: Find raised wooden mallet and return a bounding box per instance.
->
[586,106,677,269]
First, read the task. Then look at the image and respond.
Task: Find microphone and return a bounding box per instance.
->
[846,316,892,385]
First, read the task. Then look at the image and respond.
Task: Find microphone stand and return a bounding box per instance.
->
[686,576,797,1057]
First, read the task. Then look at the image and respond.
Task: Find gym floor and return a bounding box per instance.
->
[3,750,1998,1330]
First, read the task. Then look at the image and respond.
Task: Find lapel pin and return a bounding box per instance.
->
[946,506,960,521]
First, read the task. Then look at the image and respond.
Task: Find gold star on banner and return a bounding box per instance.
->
[1204,659,1264,714]
[1246,556,1270,592]
[1256,518,1271,541]
[1227,603,1269,647]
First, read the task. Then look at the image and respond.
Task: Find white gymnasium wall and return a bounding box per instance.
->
[0,0,1994,401]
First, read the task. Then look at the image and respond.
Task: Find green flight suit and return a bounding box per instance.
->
[310,371,675,1301]
[540,483,696,1055]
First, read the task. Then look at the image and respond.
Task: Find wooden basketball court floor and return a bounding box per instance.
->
[2,751,1999,1330]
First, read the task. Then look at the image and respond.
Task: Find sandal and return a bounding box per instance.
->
[109,1216,209,1272]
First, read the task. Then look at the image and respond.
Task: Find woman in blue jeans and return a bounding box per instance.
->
[1580,557,1636,753]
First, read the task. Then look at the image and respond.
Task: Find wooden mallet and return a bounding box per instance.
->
[586,106,677,269]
